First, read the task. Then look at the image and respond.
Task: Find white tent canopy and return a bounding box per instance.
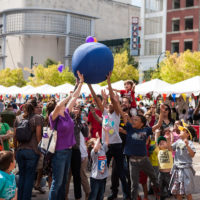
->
[0,76,199,96]
[135,79,172,96]
[54,83,74,94]
[81,84,102,95]
[33,84,56,95]
[157,76,200,96]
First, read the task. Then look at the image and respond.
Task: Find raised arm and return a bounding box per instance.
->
[88,84,104,113]
[112,88,121,93]
[52,93,72,121]
[107,72,120,115]
[67,71,84,112]
[90,106,103,124]
[152,104,165,132]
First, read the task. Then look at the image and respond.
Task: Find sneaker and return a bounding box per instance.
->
[34,186,46,194]
[107,194,117,200]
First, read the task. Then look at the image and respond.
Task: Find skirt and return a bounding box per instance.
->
[169,164,195,195]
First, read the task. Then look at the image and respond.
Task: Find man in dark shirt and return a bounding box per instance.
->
[193,101,200,121]
[1,103,16,128]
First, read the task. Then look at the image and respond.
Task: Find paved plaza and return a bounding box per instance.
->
[32,142,200,200]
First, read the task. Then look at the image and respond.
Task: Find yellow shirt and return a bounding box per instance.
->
[149,141,159,166]
[158,149,173,170]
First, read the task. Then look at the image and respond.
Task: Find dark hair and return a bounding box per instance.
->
[124,80,134,87]
[122,96,131,104]
[7,103,13,109]
[164,104,173,122]
[139,102,144,106]
[0,151,14,171]
[182,109,186,114]
[187,126,197,140]
[23,99,38,118]
[97,95,103,101]
[137,114,147,127]
[45,98,57,126]
[137,109,144,115]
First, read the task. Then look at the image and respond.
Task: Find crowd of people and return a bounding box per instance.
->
[0,71,200,200]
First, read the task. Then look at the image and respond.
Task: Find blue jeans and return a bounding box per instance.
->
[88,177,107,200]
[49,149,72,200]
[16,149,39,200]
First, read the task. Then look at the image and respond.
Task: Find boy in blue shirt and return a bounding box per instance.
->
[120,103,166,200]
[0,151,17,200]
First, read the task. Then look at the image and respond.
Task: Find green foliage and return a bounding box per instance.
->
[44,58,58,68]
[0,68,26,87]
[152,51,200,83]
[100,50,139,86]
[113,39,139,68]
[28,64,76,86]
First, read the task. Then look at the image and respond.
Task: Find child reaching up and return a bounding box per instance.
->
[112,80,137,116]
[0,151,17,200]
[169,122,196,200]
[157,136,173,200]
[87,129,109,200]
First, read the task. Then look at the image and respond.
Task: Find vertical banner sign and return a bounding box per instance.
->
[130,17,139,56]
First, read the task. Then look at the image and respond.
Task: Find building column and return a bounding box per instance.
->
[91,19,95,36]
[2,13,6,69]
[65,14,71,68]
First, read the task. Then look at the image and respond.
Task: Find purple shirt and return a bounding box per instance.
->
[50,108,76,151]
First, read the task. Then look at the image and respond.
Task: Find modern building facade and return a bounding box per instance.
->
[166,0,200,53]
[0,0,140,72]
[139,0,167,82]
[139,0,200,82]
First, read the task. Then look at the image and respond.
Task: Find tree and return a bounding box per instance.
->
[27,64,76,86]
[0,68,26,87]
[100,50,139,86]
[113,39,139,68]
[152,51,200,83]
[44,58,58,68]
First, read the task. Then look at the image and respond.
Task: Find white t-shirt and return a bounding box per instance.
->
[80,131,88,158]
[102,110,122,144]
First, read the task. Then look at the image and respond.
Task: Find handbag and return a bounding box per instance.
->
[38,118,58,155]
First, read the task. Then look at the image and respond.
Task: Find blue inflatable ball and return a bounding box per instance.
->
[72,42,114,84]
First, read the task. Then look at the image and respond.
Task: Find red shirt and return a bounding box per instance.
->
[88,109,102,138]
[120,89,136,108]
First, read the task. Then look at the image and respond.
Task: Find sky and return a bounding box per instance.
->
[132,0,141,7]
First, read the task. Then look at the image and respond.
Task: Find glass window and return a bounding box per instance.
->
[145,0,163,13]
[0,38,2,55]
[186,0,194,7]
[171,42,179,53]
[184,41,193,51]
[145,17,163,35]
[185,18,193,30]
[173,0,180,9]
[145,38,162,55]
[172,19,180,31]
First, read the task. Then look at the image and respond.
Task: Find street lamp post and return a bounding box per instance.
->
[157,51,166,69]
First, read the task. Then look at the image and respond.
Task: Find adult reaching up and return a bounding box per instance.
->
[48,71,84,200]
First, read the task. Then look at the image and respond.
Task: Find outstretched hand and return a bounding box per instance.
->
[106,72,112,83]
[160,104,166,113]
[77,71,84,83]
[101,89,108,101]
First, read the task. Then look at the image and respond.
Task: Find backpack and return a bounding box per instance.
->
[16,117,32,143]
